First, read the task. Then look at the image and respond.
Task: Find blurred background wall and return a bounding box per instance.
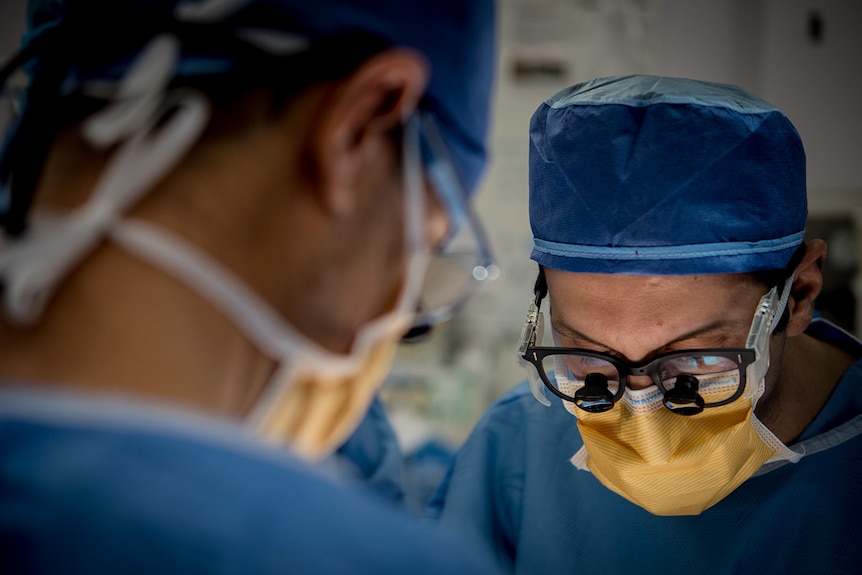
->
[2,0,860,452]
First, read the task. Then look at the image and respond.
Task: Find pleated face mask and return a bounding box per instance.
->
[561,376,776,516]
[519,276,803,516]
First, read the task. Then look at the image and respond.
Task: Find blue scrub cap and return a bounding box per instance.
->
[16,0,496,196]
[529,75,807,275]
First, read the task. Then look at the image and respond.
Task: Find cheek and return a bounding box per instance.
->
[372,197,409,312]
[761,332,788,398]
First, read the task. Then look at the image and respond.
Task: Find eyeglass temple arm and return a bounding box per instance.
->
[518,266,552,406]
[521,265,548,353]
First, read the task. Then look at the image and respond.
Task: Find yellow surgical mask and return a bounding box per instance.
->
[560,374,778,516]
[551,280,803,516]
[257,338,400,460]
[250,331,403,460]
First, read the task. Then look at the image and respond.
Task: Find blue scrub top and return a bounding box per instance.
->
[0,388,502,574]
[330,395,405,505]
[428,319,862,574]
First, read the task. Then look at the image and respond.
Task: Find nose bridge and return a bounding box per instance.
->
[627,363,658,390]
[627,374,655,390]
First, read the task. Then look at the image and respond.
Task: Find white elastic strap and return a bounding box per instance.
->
[82,35,179,148]
[0,37,209,325]
[175,0,254,22]
[109,219,365,374]
[570,446,589,471]
[174,0,310,56]
[755,416,805,463]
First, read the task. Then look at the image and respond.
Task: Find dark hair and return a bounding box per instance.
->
[0,12,391,238]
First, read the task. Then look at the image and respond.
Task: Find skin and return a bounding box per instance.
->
[546,239,859,444]
[0,48,447,419]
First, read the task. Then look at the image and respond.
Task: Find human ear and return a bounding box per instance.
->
[785,239,827,337]
[306,49,429,216]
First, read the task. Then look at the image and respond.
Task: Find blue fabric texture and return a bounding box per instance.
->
[21,0,496,195]
[529,75,808,275]
[427,319,862,574]
[0,388,502,574]
[330,395,405,505]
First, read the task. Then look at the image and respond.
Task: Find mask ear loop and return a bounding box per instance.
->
[743,273,804,463]
[743,274,795,399]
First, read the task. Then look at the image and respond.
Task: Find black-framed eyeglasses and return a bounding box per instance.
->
[517,268,783,416]
[524,346,755,415]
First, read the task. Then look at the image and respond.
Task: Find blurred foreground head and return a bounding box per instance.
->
[0,0,497,459]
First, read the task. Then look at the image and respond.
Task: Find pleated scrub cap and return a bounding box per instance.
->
[17,0,496,196]
[529,75,807,275]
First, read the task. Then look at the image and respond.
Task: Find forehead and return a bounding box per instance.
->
[544,269,765,344]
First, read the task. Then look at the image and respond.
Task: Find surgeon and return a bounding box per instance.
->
[428,75,862,574]
[0,0,503,572]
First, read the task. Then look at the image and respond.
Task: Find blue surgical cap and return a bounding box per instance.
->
[20,0,496,195]
[529,75,807,275]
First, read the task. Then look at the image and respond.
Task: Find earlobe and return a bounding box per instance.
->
[785,239,827,336]
[306,49,429,217]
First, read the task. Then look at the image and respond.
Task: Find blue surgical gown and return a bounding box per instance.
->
[0,388,502,574]
[428,319,862,574]
[330,395,405,505]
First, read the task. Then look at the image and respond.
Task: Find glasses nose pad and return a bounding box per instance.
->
[663,374,705,415]
[575,373,615,413]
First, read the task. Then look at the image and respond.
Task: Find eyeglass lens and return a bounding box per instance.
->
[540,352,744,405]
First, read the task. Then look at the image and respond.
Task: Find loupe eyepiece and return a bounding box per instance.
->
[575,372,615,413]
[663,374,705,415]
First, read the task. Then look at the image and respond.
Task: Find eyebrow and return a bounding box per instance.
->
[550,316,740,356]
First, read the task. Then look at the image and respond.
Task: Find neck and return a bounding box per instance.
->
[0,240,274,417]
[0,84,395,412]
[757,332,858,444]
